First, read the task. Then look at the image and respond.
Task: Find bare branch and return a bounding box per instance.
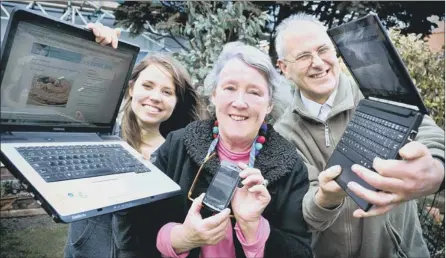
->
[157,12,181,30]
[144,23,190,51]
[145,27,168,38]
[199,32,205,52]
[168,30,190,51]
[145,22,168,36]
[227,28,233,42]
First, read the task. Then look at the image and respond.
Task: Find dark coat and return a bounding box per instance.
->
[130,120,313,258]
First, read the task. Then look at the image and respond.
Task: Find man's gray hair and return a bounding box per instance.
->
[204,41,292,123]
[275,13,326,60]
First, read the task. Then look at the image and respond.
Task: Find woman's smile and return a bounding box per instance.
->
[229,114,248,121]
[142,104,162,113]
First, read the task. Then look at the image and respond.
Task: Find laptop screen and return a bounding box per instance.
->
[328,14,427,114]
[1,19,137,132]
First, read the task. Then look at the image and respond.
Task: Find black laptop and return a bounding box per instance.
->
[325,14,428,211]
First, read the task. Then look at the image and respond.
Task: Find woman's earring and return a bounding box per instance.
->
[206,103,215,115]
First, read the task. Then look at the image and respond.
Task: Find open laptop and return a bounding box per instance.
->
[325,14,428,211]
[0,8,181,223]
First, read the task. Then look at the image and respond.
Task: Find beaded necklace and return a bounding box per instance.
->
[203,120,267,167]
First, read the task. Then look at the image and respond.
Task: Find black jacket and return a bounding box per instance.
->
[131,120,312,258]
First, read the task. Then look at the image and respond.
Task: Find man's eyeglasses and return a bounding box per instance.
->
[284,45,335,68]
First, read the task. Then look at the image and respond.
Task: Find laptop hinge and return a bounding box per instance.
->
[1,132,103,142]
[368,97,419,111]
[98,133,121,141]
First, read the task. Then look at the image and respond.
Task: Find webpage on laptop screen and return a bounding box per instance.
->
[1,21,134,129]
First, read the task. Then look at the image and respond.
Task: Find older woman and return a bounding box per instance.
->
[130,42,312,258]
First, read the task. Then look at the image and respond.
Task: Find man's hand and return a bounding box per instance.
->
[87,23,121,49]
[315,165,347,209]
[347,141,445,218]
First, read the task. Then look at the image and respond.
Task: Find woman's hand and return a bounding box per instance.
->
[86,23,121,49]
[232,163,271,222]
[171,193,231,253]
[231,163,271,242]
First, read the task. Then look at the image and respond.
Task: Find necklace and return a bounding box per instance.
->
[204,120,268,167]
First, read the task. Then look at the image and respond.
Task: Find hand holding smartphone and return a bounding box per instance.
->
[202,160,241,213]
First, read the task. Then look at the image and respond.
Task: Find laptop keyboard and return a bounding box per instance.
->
[337,111,409,169]
[16,144,149,182]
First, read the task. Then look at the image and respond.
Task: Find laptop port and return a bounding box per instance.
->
[408,130,418,142]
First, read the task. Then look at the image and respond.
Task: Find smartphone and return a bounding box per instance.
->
[202,160,241,213]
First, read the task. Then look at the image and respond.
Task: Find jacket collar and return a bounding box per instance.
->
[292,72,356,122]
[183,120,300,186]
[300,87,338,118]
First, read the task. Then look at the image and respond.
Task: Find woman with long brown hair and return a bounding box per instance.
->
[118,53,200,158]
[65,24,200,258]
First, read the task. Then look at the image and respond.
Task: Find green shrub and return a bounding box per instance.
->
[388,29,444,129]
[167,2,267,118]
[173,2,267,94]
[388,29,445,258]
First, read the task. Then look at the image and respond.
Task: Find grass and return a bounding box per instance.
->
[0,216,68,258]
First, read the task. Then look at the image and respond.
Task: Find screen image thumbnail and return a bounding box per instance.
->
[26,75,73,107]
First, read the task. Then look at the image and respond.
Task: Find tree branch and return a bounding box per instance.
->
[336,2,350,25]
[227,28,233,42]
[145,28,167,38]
[199,31,205,52]
[314,1,325,15]
[327,2,339,28]
[168,30,190,51]
[146,23,168,37]
[349,12,357,22]
[166,12,181,26]
[189,38,199,51]
[268,4,278,58]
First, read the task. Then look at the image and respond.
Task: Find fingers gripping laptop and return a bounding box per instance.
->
[325,14,428,211]
[0,8,181,223]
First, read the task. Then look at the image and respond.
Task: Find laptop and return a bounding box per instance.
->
[325,14,428,211]
[0,8,181,223]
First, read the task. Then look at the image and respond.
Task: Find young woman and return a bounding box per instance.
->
[64,25,200,258]
[118,53,200,159]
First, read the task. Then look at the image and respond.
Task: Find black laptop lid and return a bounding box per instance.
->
[327,14,428,114]
[0,8,140,134]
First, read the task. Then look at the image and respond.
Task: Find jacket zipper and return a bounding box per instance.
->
[293,109,349,148]
[324,123,330,147]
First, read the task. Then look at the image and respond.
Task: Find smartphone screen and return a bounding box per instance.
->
[203,162,240,212]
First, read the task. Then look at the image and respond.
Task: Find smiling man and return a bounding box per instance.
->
[273,13,445,258]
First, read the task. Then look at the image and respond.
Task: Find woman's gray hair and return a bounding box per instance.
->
[275,13,325,60]
[204,41,292,123]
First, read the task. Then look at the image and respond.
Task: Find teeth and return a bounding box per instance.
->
[311,71,327,78]
[230,115,247,121]
[144,105,160,112]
